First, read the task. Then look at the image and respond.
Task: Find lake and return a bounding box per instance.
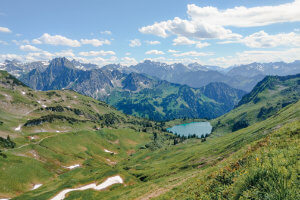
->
[167,122,212,138]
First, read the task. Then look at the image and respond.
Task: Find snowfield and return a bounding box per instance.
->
[50,175,123,200]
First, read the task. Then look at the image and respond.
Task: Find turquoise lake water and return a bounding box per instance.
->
[167,122,212,137]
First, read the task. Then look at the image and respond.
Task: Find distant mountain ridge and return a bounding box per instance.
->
[103,60,300,91]
[212,73,300,134]
[3,58,299,91]
[19,57,246,121]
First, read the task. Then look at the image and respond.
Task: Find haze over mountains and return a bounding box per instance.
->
[19,57,246,121]
[2,58,299,92]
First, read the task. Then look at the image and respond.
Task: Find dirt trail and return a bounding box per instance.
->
[4,134,59,152]
[137,171,199,200]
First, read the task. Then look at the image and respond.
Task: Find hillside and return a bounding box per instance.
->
[19,57,246,121]
[0,70,175,199]
[211,74,300,135]
[0,70,299,199]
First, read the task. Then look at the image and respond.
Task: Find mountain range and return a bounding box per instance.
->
[117,60,300,92]
[19,57,246,121]
[2,59,300,92]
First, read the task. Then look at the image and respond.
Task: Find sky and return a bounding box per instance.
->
[0,0,300,67]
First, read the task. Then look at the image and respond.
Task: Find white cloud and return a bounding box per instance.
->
[55,49,75,57]
[121,57,138,66]
[187,1,300,28]
[172,36,210,48]
[208,48,300,67]
[32,33,81,47]
[173,36,197,45]
[173,51,213,57]
[0,27,11,33]
[78,50,116,57]
[129,39,141,47]
[80,39,111,47]
[146,40,161,45]
[12,39,30,45]
[242,31,300,48]
[125,52,131,56]
[0,40,8,45]
[143,56,206,65]
[25,50,75,62]
[25,51,54,61]
[19,45,41,52]
[196,42,210,48]
[101,30,112,35]
[145,50,165,55]
[139,1,300,40]
[139,17,241,40]
[0,54,22,61]
[220,31,300,48]
[168,49,180,53]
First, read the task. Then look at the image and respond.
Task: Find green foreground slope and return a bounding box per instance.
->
[0,70,173,199]
[0,70,299,200]
[211,74,300,135]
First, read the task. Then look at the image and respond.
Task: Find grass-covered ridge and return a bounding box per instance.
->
[211,73,300,135]
[0,70,299,199]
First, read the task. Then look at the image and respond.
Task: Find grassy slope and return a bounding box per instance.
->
[0,70,172,199]
[0,70,299,199]
[57,100,299,200]
[157,111,299,199]
[211,74,300,135]
[106,83,227,121]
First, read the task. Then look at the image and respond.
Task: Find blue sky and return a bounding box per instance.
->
[0,0,300,67]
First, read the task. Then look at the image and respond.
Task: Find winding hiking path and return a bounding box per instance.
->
[4,134,59,152]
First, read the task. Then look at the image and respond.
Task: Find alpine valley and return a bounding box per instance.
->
[1,1,300,199]
[0,64,299,200]
[19,57,247,121]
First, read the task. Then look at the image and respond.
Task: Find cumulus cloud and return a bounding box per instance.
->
[74,56,118,66]
[168,49,180,53]
[121,57,138,66]
[12,39,30,45]
[220,31,300,48]
[0,27,11,33]
[196,42,210,48]
[208,48,300,67]
[0,40,8,45]
[139,1,300,40]
[32,33,81,47]
[55,49,75,57]
[143,56,206,65]
[129,39,141,47]
[139,16,241,40]
[0,54,22,61]
[145,50,165,55]
[172,51,213,57]
[80,39,111,47]
[173,36,197,45]
[172,36,210,48]
[187,1,300,28]
[19,45,41,52]
[242,31,300,48]
[146,40,161,45]
[78,50,116,57]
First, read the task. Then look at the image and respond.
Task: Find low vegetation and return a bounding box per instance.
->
[0,70,299,199]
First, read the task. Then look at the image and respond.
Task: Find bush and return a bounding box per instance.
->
[232,119,249,132]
